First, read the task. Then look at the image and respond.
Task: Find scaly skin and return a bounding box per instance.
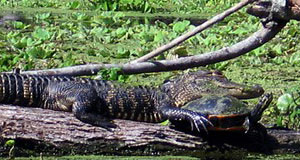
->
[0,70,264,132]
[161,70,264,106]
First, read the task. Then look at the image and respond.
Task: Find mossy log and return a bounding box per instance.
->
[0,105,299,158]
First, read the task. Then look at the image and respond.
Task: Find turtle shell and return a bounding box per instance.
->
[176,95,252,132]
[183,95,250,115]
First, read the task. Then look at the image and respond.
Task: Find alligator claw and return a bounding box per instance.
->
[74,112,117,131]
[161,106,213,133]
[188,112,213,134]
[95,121,118,131]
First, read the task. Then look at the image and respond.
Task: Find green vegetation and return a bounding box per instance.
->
[0,0,246,72]
[0,0,300,158]
[276,89,300,129]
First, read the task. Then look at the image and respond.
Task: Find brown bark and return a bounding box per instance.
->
[0,105,299,158]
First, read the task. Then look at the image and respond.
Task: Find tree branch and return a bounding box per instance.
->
[130,0,255,63]
[21,21,286,76]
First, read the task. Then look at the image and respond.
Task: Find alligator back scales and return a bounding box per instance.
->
[0,73,110,107]
[0,73,168,124]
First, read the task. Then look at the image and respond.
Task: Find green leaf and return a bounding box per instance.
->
[118,75,129,83]
[36,13,51,20]
[154,31,164,42]
[26,47,46,58]
[230,28,248,35]
[277,93,293,113]
[68,1,80,9]
[5,140,15,147]
[251,47,265,57]
[32,28,51,41]
[115,28,127,38]
[12,21,26,29]
[173,20,190,33]
[272,45,283,55]
[116,47,130,58]
[290,111,297,122]
[276,116,283,127]
[160,120,170,126]
[289,52,300,65]
[13,37,28,49]
[12,56,20,64]
[173,46,188,57]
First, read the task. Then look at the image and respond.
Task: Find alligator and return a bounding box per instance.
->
[0,70,264,132]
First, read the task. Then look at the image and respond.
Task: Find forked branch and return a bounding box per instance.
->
[21,21,286,76]
[130,0,256,63]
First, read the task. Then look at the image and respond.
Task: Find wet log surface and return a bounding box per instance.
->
[0,105,299,158]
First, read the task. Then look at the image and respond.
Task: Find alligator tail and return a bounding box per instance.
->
[0,73,77,107]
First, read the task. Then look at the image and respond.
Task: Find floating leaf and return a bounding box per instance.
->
[154,31,164,42]
[32,28,51,41]
[277,93,293,113]
[68,1,80,9]
[26,47,46,59]
[173,20,190,33]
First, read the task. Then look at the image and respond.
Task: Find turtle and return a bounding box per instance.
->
[170,93,273,133]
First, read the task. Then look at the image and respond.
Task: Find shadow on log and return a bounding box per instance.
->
[0,105,299,158]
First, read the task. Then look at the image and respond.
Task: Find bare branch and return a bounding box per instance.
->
[129,0,256,63]
[20,64,120,76]
[21,21,286,76]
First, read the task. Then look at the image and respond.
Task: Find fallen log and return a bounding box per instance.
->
[0,105,299,159]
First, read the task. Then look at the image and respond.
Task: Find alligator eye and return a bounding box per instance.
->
[211,70,223,76]
[209,71,225,78]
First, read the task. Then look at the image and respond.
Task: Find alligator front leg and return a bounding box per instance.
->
[160,105,213,133]
[72,103,117,130]
[45,81,117,130]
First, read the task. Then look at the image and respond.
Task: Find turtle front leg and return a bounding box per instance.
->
[159,105,213,133]
[249,93,273,124]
